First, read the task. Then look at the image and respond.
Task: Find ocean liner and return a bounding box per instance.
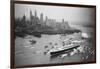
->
[48,40,83,56]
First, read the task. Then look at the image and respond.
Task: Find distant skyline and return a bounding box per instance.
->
[15,4,95,25]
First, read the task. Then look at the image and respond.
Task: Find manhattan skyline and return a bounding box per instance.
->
[15,4,95,25]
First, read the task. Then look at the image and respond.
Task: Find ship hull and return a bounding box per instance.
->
[50,45,79,56]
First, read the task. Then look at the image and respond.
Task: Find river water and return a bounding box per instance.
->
[15,26,95,67]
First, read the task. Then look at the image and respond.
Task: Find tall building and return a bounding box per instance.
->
[30,10,33,22]
[35,10,37,18]
[59,18,70,30]
[45,16,48,26]
[30,10,39,25]
[45,16,48,22]
[40,13,43,23]
[62,19,64,23]
[22,14,26,21]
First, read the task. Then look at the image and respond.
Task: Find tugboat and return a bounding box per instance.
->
[29,40,36,45]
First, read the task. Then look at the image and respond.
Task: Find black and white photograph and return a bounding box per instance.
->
[11,1,96,68]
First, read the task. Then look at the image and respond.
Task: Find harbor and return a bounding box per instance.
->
[14,4,95,67]
[15,32,95,67]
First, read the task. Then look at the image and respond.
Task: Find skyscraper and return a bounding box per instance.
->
[35,10,37,18]
[45,16,48,22]
[40,13,43,23]
[30,10,32,21]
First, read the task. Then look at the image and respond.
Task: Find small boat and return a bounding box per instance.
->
[58,54,68,58]
[29,40,36,44]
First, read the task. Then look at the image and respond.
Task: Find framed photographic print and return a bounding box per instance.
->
[10,0,96,68]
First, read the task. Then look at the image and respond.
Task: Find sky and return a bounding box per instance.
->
[15,3,95,25]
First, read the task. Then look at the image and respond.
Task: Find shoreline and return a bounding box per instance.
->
[15,29,81,38]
